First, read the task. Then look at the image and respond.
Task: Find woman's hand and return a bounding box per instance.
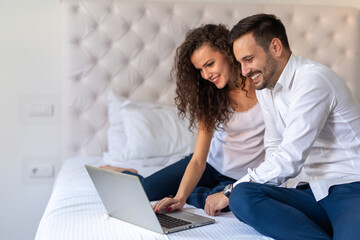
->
[152,197,186,213]
[204,192,229,216]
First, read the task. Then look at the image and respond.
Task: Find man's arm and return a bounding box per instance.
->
[245,72,334,186]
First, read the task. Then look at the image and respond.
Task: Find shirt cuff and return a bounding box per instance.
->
[233,173,251,187]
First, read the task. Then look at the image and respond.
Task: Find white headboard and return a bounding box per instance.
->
[60,0,360,160]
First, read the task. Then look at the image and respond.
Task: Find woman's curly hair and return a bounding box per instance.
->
[171,24,244,132]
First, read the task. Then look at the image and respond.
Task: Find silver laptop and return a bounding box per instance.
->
[85,165,215,234]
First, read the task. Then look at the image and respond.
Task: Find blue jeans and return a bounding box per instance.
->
[124,153,235,210]
[229,181,360,240]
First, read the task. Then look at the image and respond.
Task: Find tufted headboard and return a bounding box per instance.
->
[60,0,360,160]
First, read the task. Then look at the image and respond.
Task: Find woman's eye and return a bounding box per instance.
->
[207,62,214,67]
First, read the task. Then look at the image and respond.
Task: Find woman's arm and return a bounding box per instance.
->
[153,120,213,212]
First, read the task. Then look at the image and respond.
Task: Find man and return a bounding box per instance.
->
[221,14,360,240]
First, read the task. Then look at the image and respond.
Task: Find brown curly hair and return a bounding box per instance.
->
[172,24,245,132]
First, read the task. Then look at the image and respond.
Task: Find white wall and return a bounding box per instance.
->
[0,0,359,240]
[0,0,61,239]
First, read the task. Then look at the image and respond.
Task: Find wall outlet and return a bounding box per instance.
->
[28,163,54,178]
[21,157,59,184]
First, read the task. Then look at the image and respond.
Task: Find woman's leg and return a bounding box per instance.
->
[187,181,234,210]
[229,182,332,240]
[125,154,235,209]
[139,154,193,201]
[187,163,235,210]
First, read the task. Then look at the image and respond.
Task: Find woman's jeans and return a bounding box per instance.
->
[124,153,235,210]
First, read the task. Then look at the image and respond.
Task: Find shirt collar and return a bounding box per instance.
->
[273,53,298,93]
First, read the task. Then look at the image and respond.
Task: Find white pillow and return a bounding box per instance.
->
[105,91,196,164]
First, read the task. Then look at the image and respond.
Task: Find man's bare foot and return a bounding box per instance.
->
[99,165,138,174]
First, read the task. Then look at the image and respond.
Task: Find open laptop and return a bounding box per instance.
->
[85,165,215,234]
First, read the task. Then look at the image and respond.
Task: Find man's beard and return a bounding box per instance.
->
[255,53,278,90]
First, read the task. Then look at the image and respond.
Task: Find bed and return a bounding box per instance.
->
[35,1,360,239]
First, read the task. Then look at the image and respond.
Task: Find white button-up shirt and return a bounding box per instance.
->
[234,54,360,201]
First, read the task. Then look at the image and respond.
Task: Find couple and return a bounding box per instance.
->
[103,14,360,240]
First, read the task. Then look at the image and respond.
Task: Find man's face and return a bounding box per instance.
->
[233,32,278,90]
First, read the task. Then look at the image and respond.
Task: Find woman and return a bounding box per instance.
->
[101,24,265,216]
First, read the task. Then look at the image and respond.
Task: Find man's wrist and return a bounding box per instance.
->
[223,184,233,198]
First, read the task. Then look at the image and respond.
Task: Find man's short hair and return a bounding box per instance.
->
[229,13,291,52]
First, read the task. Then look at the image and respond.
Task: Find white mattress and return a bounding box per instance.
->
[35,156,273,240]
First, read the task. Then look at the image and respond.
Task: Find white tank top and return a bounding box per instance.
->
[207,103,265,180]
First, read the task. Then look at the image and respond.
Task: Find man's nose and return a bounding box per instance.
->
[241,64,251,77]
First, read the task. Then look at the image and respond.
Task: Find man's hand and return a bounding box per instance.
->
[204,192,229,216]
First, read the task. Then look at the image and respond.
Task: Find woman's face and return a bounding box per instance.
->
[190,44,231,89]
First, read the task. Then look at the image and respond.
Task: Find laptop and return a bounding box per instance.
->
[85,165,215,234]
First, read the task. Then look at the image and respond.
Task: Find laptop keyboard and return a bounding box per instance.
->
[156,213,192,229]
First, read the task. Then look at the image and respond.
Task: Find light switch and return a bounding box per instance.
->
[27,103,54,117]
[19,95,60,125]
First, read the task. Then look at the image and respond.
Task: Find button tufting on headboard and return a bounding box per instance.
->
[61,0,360,160]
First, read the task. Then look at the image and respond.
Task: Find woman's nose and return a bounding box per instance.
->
[202,69,211,80]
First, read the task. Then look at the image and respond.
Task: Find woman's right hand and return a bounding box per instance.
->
[152,197,186,213]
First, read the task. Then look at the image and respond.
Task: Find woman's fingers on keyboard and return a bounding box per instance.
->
[153,197,177,213]
[167,201,184,212]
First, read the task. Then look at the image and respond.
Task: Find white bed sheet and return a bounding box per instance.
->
[35,156,273,240]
